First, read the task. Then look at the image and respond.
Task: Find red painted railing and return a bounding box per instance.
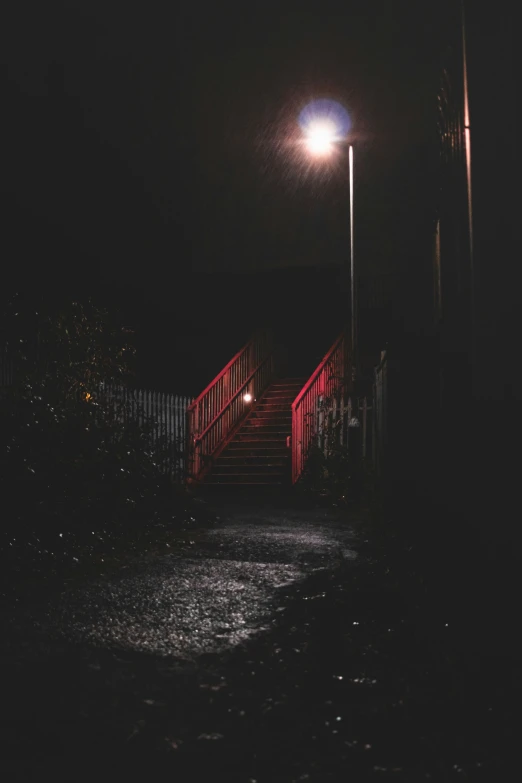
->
[187,329,274,483]
[291,332,347,484]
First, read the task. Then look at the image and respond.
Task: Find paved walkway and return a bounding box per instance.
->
[1,502,360,782]
[46,503,358,659]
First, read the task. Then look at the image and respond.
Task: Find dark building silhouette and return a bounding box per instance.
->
[434,2,516,505]
[381,2,516,535]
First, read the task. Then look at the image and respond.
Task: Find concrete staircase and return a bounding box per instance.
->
[205,378,305,486]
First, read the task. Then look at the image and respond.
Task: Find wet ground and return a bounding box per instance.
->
[0,500,515,781]
[38,505,357,660]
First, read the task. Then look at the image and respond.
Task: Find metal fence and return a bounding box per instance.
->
[96,383,193,482]
[315,394,374,464]
[291,333,346,483]
[372,350,388,478]
[0,352,193,482]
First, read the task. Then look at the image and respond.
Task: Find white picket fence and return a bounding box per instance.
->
[96,383,193,482]
[0,351,193,480]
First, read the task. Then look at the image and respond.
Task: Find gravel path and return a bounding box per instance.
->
[43,504,357,660]
[0,502,361,782]
[1,503,510,781]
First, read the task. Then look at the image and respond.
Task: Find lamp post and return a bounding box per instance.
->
[349,142,356,385]
[299,102,357,387]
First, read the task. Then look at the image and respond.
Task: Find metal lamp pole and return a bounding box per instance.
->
[298,105,357,386]
[349,143,356,386]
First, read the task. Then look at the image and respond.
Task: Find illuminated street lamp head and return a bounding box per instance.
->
[304,119,337,156]
[298,98,351,157]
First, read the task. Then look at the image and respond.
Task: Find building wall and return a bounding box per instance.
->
[384,2,516,519]
[466,2,516,405]
[427,2,517,527]
[435,2,516,404]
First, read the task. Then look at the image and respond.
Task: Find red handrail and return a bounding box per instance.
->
[187,329,274,482]
[194,354,272,445]
[291,332,347,483]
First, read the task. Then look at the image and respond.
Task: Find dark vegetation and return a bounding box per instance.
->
[0,291,214,589]
[297,389,374,509]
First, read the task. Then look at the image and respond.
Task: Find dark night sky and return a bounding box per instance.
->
[2,1,453,392]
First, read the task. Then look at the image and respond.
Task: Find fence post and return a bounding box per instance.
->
[332,396,338,453]
[347,397,352,455]
[317,395,324,451]
[372,382,379,474]
[362,396,367,460]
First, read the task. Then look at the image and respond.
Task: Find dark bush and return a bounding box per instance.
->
[0,292,201,572]
[297,390,373,507]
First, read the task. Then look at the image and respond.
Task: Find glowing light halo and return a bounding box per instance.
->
[304,119,337,156]
[298,99,351,156]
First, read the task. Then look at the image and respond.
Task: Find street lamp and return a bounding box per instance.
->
[299,100,357,386]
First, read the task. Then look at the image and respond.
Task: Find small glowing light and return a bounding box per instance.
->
[243,393,253,403]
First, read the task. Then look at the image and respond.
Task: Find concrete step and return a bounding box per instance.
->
[262,389,300,397]
[271,378,306,386]
[213,463,287,475]
[247,418,291,426]
[227,441,288,452]
[241,424,292,434]
[258,391,299,405]
[240,416,292,431]
[234,431,288,442]
[205,476,286,486]
[255,403,292,411]
[266,390,301,396]
[265,381,302,387]
[250,409,292,418]
[216,454,288,465]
